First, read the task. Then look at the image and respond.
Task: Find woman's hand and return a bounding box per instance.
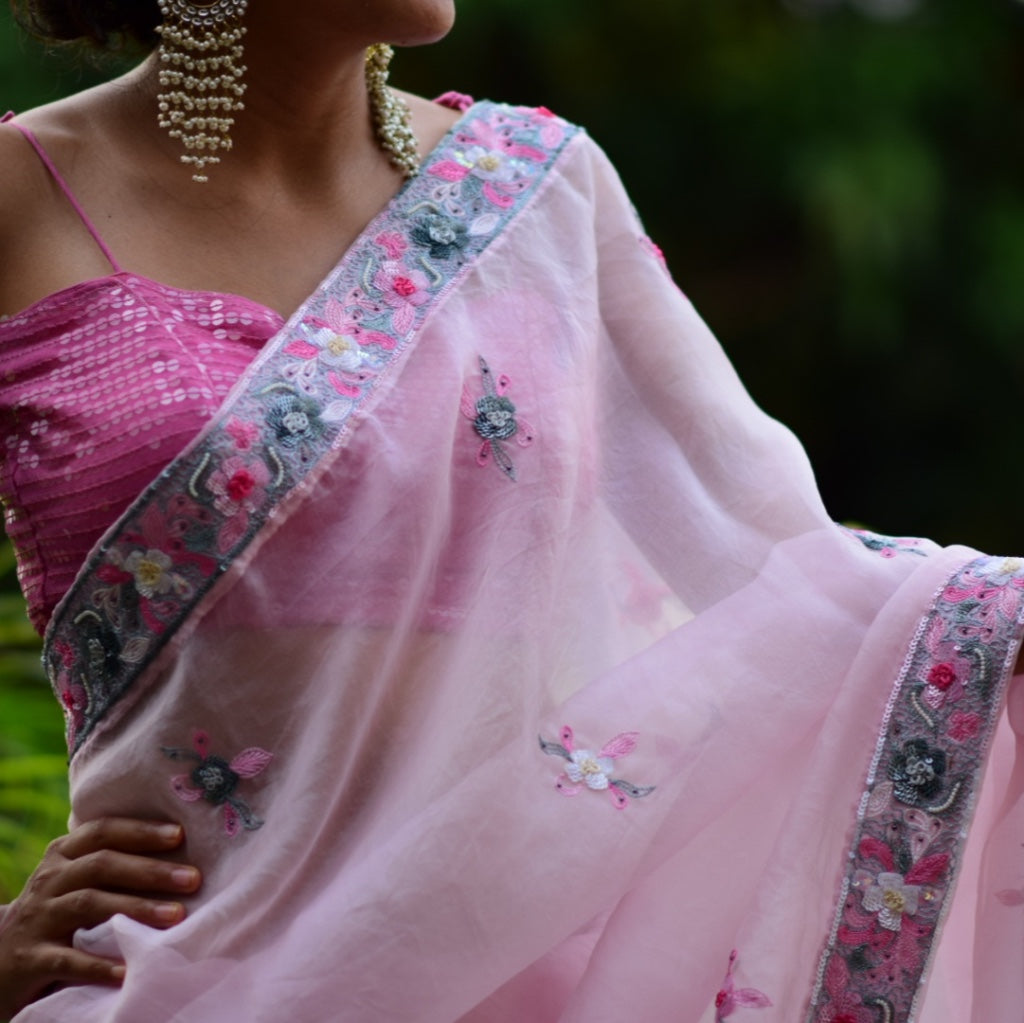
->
[0,817,201,1019]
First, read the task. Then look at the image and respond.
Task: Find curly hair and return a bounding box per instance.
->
[10,0,161,49]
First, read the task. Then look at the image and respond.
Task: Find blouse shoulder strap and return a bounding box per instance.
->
[2,112,123,274]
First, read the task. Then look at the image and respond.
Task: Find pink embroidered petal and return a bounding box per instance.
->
[217,512,248,555]
[230,747,274,778]
[171,775,203,802]
[192,730,211,757]
[327,372,362,398]
[732,988,772,1009]
[858,835,895,873]
[608,786,629,810]
[283,339,320,359]
[555,776,582,796]
[559,726,574,751]
[599,732,639,759]
[223,803,240,837]
[356,330,396,350]
[459,387,477,420]
[476,441,492,468]
[428,159,471,182]
[514,418,535,447]
[864,781,894,818]
[507,142,546,162]
[390,304,415,336]
[482,182,516,208]
[905,853,949,886]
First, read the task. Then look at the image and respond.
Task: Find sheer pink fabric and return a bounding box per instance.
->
[14,105,1024,1022]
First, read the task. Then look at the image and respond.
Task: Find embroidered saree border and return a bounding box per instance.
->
[805,553,1024,1023]
[44,101,581,757]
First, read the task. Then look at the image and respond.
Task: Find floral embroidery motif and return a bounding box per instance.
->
[715,950,772,1021]
[842,527,930,559]
[162,729,273,837]
[44,103,579,756]
[460,356,534,481]
[806,555,1024,1022]
[539,725,655,809]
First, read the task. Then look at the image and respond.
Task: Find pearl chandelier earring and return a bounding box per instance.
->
[365,43,421,179]
[156,0,248,183]
[154,4,420,183]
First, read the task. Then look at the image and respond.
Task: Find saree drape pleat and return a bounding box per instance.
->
[18,102,1024,1022]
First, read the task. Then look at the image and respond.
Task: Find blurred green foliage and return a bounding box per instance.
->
[1,0,1024,896]
[0,543,66,902]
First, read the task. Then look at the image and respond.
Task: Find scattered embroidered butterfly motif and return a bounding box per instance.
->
[162,729,273,837]
[714,950,772,1022]
[460,356,534,481]
[538,725,654,809]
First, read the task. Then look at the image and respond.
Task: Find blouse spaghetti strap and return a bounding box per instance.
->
[2,112,123,274]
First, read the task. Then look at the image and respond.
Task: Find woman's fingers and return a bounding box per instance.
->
[56,818,185,860]
[0,818,199,1018]
[44,888,188,932]
[52,847,201,900]
[5,945,125,1016]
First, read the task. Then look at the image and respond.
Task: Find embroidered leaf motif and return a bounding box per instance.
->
[230,747,274,778]
[609,779,655,799]
[537,736,570,760]
[864,781,894,819]
[858,836,895,873]
[171,775,203,801]
[904,853,949,886]
[599,732,639,759]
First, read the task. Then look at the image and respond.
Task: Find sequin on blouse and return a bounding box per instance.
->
[0,274,282,633]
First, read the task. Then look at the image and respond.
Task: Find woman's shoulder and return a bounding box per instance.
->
[0,93,111,318]
[0,115,55,318]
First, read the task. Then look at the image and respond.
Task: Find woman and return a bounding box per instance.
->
[1,1,1023,1020]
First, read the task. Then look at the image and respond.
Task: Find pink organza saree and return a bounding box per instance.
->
[19,101,1024,1022]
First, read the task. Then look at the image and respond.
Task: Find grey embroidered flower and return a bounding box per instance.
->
[265,392,326,448]
[163,730,273,837]
[191,755,240,804]
[411,214,469,259]
[473,394,518,441]
[888,738,947,806]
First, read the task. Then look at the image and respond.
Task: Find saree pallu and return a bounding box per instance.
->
[18,102,1024,1022]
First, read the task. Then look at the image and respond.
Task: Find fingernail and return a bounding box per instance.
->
[157,823,183,842]
[111,965,126,980]
[171,867,198,888]
[153,902,183,922]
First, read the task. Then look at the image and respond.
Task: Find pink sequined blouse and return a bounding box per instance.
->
[0,118,283,633]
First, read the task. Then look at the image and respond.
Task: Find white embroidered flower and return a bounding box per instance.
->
[564,749,615,791]
[861,872,921,931]
[459,146,523,183]
[124,548,173,598]
[307,329,365,372]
